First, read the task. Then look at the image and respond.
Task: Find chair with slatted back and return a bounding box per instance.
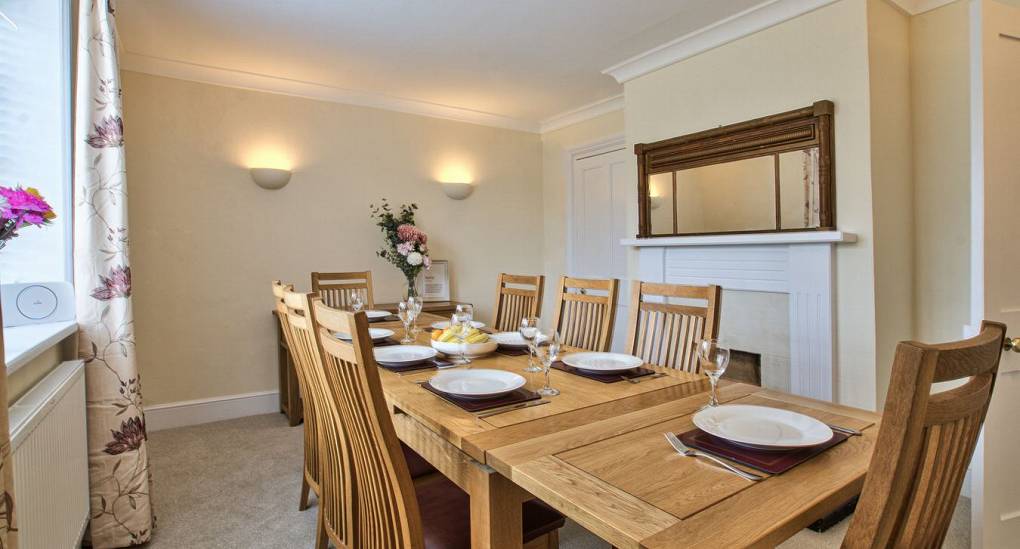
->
[312,299,566,549]
[282,290,438,549]
[624,282,721,373]
[842,320,1007,548]
[311,271,375,310]
[271,281,320,512]
[492,273,545,332]
[552,276,619,352]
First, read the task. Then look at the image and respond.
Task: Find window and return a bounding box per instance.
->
[0,0,72,284]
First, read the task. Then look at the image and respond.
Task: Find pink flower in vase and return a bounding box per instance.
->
[396,224,427,245]
[396,241,414,256]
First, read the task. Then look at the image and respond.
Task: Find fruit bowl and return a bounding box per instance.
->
[430,339,498,359]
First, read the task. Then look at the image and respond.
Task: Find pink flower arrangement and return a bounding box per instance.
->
[0,185,56,250]
[370,200,432,297]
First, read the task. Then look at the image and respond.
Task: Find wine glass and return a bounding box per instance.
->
[349,290,364,313]
[456,303,474,324]
[397,300,414,344]
[519,317,542,373]
[537,330,562,397]
[452,311,472,365]
[697,339,730,407]
[408,296,423,339]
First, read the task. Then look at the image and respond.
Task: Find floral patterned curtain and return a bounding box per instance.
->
[74,1,153,546]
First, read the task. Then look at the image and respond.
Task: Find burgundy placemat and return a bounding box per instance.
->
[678,428,850,475]
[420,382,540,413]
[378,358,453,374]
[496,346,530,357]
[551,361,655,383]
[374,338,402,347]
[369,315,402,323]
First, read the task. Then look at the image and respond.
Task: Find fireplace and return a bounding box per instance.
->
[622,231,856,401]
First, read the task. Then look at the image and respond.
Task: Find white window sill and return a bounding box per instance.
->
[3,321,77,375]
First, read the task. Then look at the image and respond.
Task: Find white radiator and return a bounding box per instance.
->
[8,360,89,549]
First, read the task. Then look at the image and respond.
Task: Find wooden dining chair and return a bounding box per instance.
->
[842,320,1007,548]
[552,276,619,352]
[624,282,721,372]
[272,280,320,512]
[312,299,566,549]
[311,271,375,310]
[282,290,438,549]
[492,273,545,332]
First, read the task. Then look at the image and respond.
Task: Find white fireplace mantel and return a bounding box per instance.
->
[623,230,856,401]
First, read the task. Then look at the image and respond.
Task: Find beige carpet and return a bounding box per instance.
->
[146,413,970,548]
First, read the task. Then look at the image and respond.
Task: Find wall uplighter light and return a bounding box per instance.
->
[250,167,292,190]
[436,163,475,200]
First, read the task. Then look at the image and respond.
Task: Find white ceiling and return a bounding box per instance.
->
[116,0,766,129]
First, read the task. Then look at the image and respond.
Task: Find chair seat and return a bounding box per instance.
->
[417,477,565,549]
[401,443,437,479]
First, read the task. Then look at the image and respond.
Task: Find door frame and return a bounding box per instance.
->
[564,134,626,276]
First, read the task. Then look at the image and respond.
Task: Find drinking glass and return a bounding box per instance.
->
[519,317,541,373]
[408,296,423,339]
[456,303,474,323]
[398,300,414,344]
[349,290,364,312]
[452,312,472,365]
[697,339,730,407]
[537,331,562,397]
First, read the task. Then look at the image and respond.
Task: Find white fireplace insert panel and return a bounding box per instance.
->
[622,231,856,401]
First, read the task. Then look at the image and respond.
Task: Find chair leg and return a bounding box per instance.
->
[315,507,328,549]
[299,475,311,511]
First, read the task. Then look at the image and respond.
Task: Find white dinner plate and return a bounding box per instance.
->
[489,332,547,348]
[431,320,486,330]
[428,369,526,400]
[693,404,833,450]
[333,327,394,341]
[374,345,437,366]
[363,310,392,320]
[562,352,644,374]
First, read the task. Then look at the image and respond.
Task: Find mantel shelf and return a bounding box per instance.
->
[621,231,857,248]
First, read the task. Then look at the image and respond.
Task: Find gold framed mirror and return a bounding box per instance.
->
[635,101,835,238]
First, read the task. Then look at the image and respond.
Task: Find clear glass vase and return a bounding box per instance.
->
[405,274,422,300]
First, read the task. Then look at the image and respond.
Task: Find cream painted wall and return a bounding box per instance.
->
[910,0,971,344]
[624,0,880,409]
[539,111,625,322]
[122,71,543,405]
[867,0,914,406]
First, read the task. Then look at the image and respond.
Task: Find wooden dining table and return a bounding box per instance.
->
[375,313,880,548]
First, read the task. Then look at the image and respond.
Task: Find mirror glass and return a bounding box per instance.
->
[778,147,821,230]
[648,172,675,234]
[673,156,776,234]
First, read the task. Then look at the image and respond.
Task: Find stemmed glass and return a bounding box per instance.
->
[537,330,562,396]
[408,296,423,340]
[455,303,474,324]
[452,311,473,365]
[519,317,542,373]
[697,339,730,408]
[397,300,414,344]
[349,290,364,312]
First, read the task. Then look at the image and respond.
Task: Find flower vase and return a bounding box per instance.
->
[405,274,422,300]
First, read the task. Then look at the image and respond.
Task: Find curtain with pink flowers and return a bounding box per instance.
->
[74,1,153,546]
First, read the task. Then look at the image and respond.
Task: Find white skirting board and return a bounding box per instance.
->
[145,390,281,432]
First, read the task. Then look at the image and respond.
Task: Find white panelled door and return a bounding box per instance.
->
[569,143,631,351]
[972,1,1020,546]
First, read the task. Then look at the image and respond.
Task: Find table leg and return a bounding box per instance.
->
[469,466,526,549]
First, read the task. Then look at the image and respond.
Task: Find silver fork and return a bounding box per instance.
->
[622,372,667,384]
[663,432,764,482]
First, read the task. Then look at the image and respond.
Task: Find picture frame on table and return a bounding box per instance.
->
[418,260,450,302]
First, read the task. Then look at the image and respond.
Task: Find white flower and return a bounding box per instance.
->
[406,251,423,266]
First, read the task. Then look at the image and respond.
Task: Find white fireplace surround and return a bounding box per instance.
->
[622,231,857,401]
